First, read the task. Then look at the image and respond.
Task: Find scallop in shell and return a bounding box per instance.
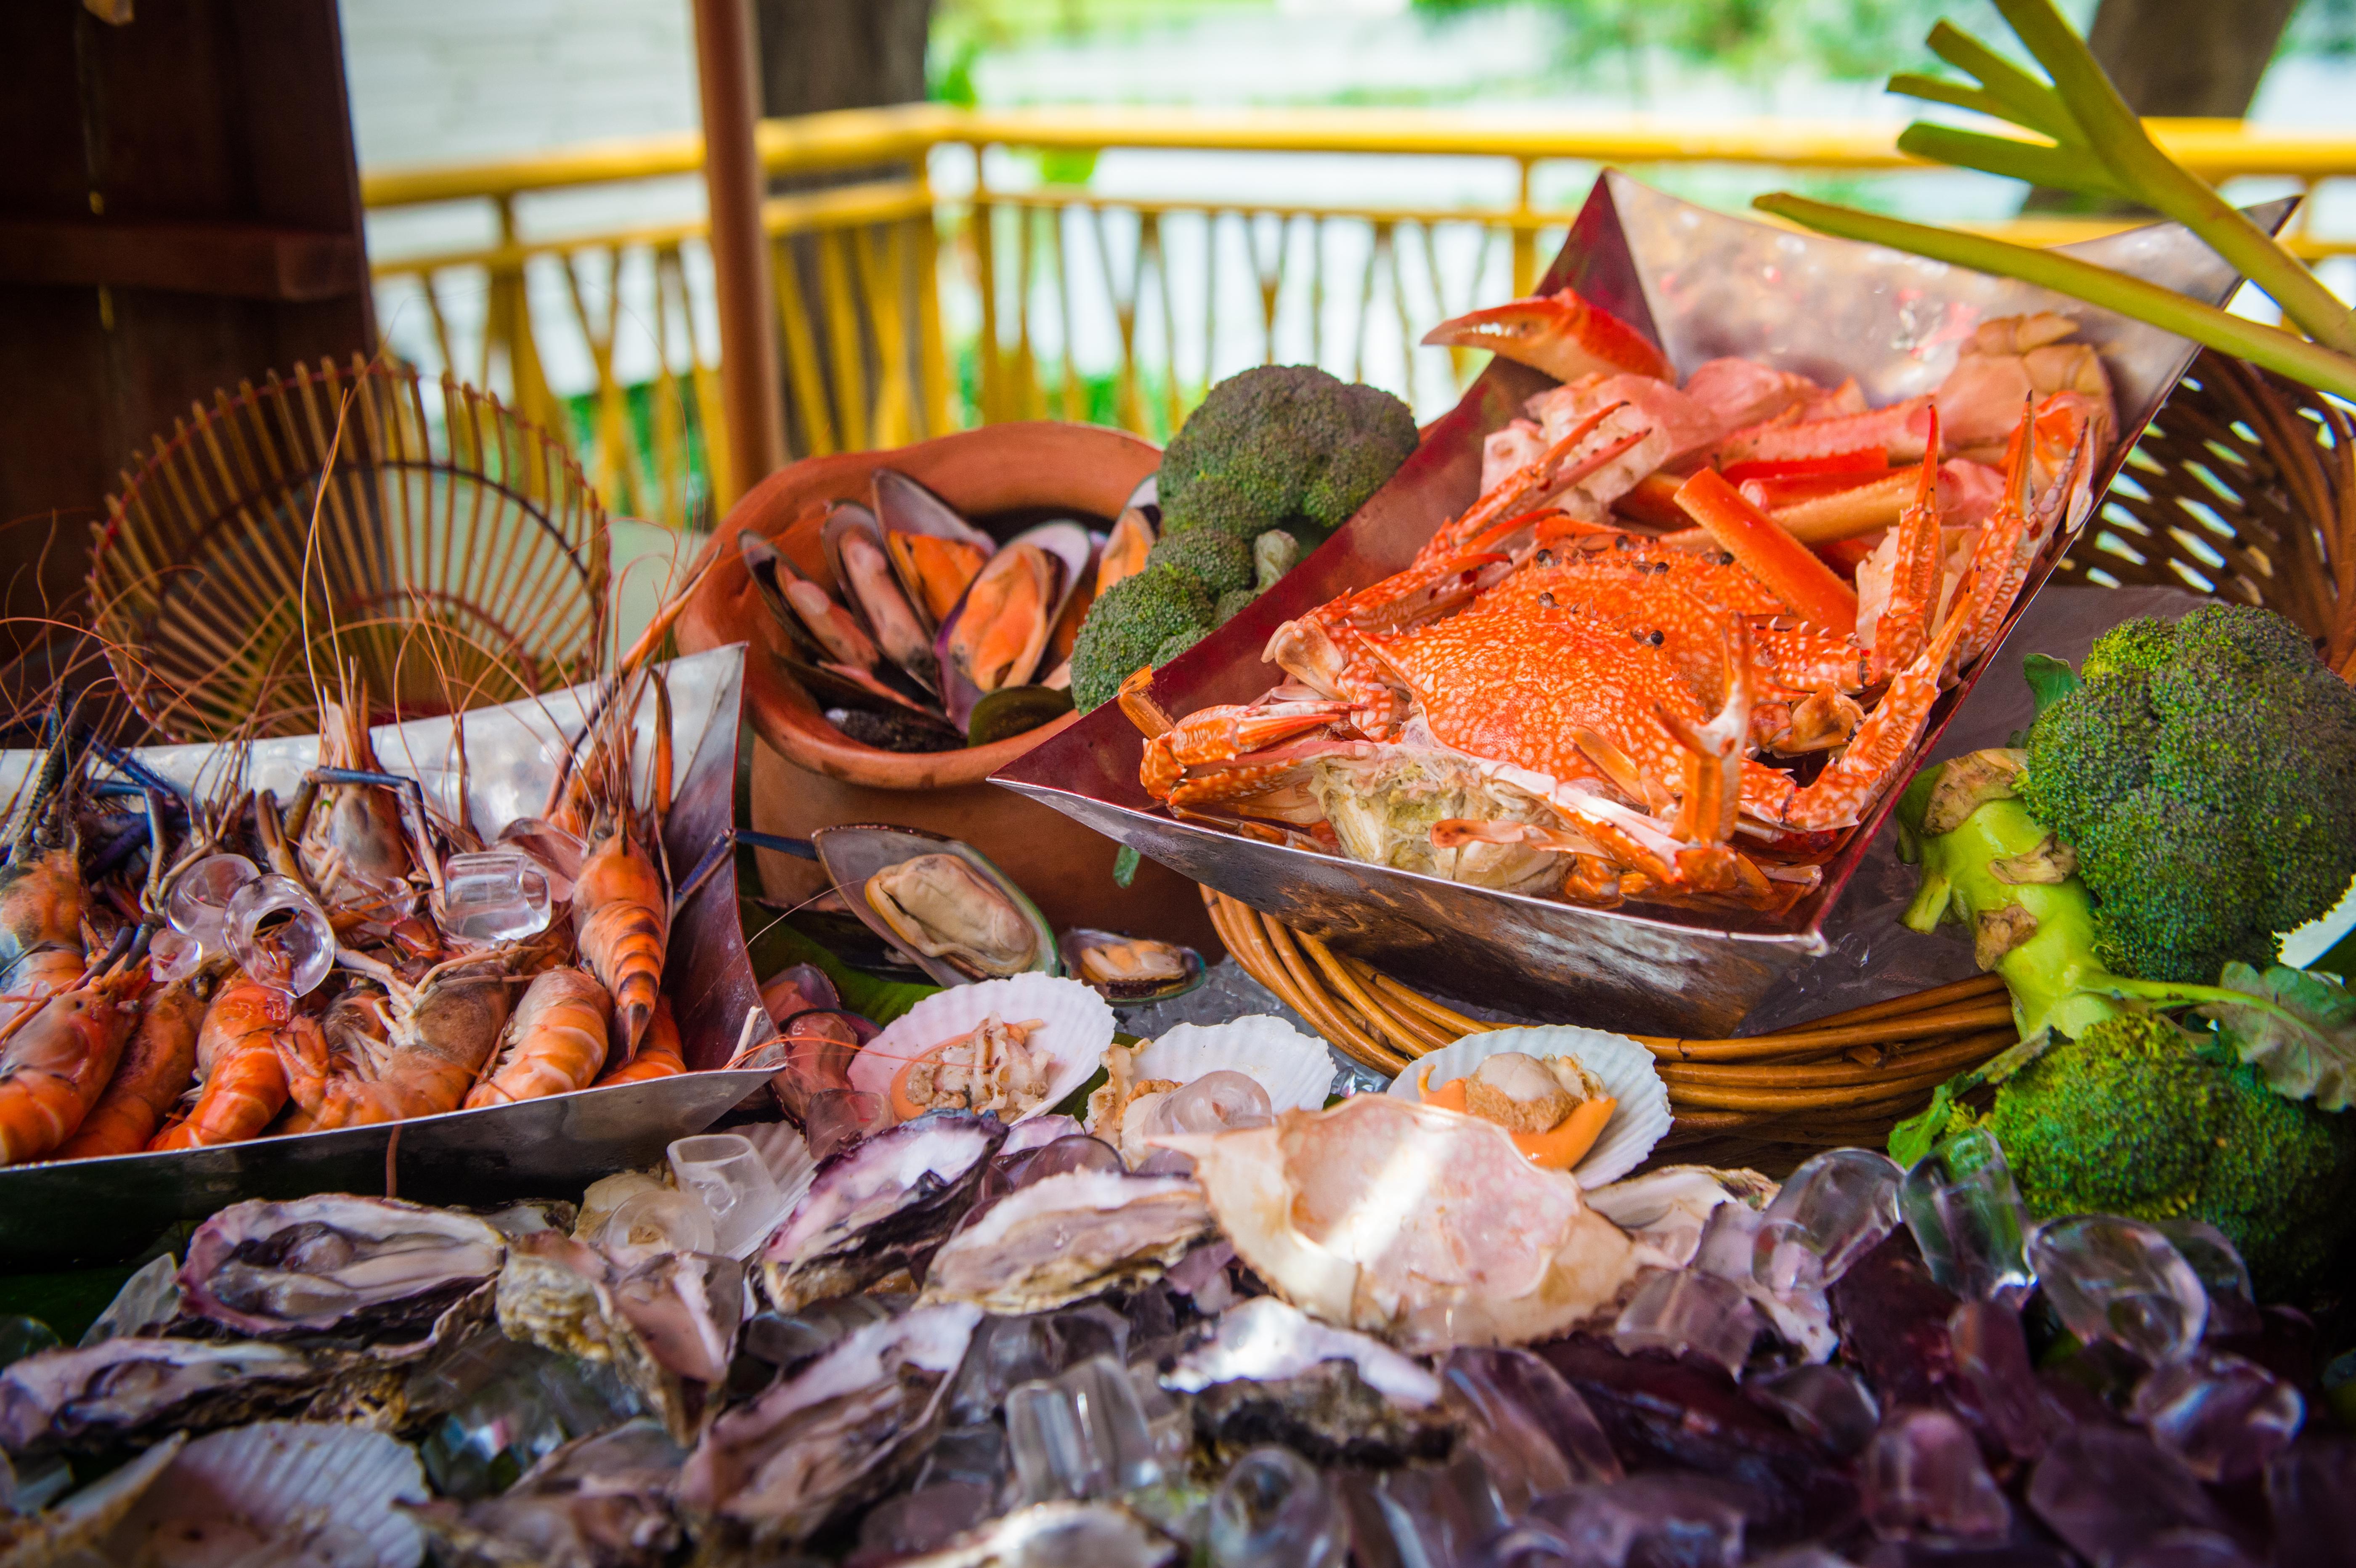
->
[103,1419,426,1568]
[823,501,939,692]
[1086,1015,1332,1163]
[1383,1024,1671,1189]
[871,469,995,627]
[178,1196,507,1340]
[1058,929,1205,1003]
[921,1169,1216,1314]
[852,974,1112,1125]
[1158,1095,1662,1354]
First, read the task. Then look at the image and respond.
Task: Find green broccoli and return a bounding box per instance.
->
[1157,365,1417,549]
[1963,1012,2356,1292]
[1214,586,1259,625]
[1067,565,1212,713]
[2016,604,2356,983]
[1145,529,1255,597]
[1153,625,1210,666]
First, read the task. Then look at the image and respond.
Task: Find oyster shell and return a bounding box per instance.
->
[1058,930,1205,1004]
[852,974,1111,1125]
[824,501,940,692]
[867,855,1039,980]
[1163,1296,1438,1406]
[871,468,996,627]
[406,1417,684,1568]
[759,1110,1005,1311]
[1582,1165,1780,1269]
[494,1234,742,1444]
[675,1300,982,1542]
[921,1169,1216,1314]
[178,1196,507,1340]
[0,1432,183,1562]
[893,1501,1180,1568]
[103,1419,427,1568]
[1160,1096,1661,1354]
[0,1339,314,1456]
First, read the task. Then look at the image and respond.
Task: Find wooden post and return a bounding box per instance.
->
[691,0,787,505]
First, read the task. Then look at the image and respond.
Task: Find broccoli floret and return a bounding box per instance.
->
[1068,565,1212,713]
[1980,1012,2356,1292]
[1158,366,1417,549]
[1146,529,1255,596]
[2017,604,2356,983]
[1214,586,1259,625]
[1153,625,1210,666]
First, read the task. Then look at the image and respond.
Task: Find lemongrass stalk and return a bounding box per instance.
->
[1751,193,2356,403]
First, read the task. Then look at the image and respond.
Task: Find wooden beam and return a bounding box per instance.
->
[0,217,362,301]
[692,0,788,505]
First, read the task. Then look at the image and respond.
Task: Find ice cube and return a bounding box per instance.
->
[1346,1457,1505,1568]
[1531,1474,1751,1568]
[164,852,258,945]
[1614,1269,1759,1378]
[1859,1407,2011,1541]
[1147,1070,1273,1138]
[1748,1363,1880,1457]
[1440,1346,1621,1512]
[1899,1128,2032,1302]
[1004,1354,1161,1504]
[668,1133,789,1260]
[1006,1134,1126,1187]
[2117,1532,2265,1568]
[2129,1348,2303,1482]
[2028,1215,2207,1365]
[1947,1299,2065,1460]
[1754,1149,1902,1295]
[1209,1446,1347,1568]
[950,1307,1129,1427]
[590,1185,716,1257]
[860,1480,993,1558]
[225,873,334,997]
[438,849,554,942]
[2027,1427,2237,1565]
[803,1088,891,1162]
[2150,1220,2259,1340]
[147,927,201,983]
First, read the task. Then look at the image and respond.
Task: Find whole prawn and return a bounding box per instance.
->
[594,995,684,1085]
[464,966,611,1107]
[295,663,413,918]
[551,675,670,1057]
[0,720,88,1033]
[149,974,318,1150]
[278,951,513,1130]
[54,967,210,1158]
[0,965,143,1164]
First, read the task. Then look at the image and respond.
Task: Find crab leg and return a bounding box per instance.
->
[1672,469,1858,637]
[1411,402,1645,568]
[1418,285,1671,384]
[1138,700,1350,804]
[1949,402,2085,673]
[1748,607,1972,833]
[1655,615,1751,848]
[1871,406,1949,681]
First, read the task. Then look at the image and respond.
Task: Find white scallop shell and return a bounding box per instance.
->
[110,1419,425,1568]
[1122,1016,1337,1113]
[852,973,1115,1123]
[1383,1024,1671,1188]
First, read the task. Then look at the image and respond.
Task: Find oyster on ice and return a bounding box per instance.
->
[760,1111,1005,1311]
[1163,1296,1453,1469]
[408,1417,685,1568]
[923,1170,1217,1314]
[676,1301,982,1543]
[178,1196,507,1340]
[1160,1096,1659,1353]
[866,855,1039,980]
[892,1501,1180,1568]
[0,1339,315,1455]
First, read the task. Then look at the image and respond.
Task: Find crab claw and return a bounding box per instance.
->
[1421,286,1671,384]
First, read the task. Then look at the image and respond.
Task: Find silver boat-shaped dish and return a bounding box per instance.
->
[997,172,2287,1038]
[0,645,772,1265]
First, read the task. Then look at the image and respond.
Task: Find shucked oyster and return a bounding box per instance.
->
[0,1339,314,1456]
[179,1196,507,1340]
[676,1301,982,1543]
[760,1111,1005,1311]
[865,854,1039,979]
[892,1501,1179,1568]
[1165,1298,1453,1470]
[1160,1096,1661,1354]
[923,1170,1216,1314]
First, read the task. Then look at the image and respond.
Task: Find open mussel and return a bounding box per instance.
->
[1058,929,1205,1003]
[932,522,1093,729]
[872,469,996,627]
[739,533,958,741]
[812,825,1057,988]
[823,501,940,693]
[965,685,1073,749]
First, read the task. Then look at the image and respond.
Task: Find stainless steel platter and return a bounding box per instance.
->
[996,172,2287,1038]
[0,645,770,1264]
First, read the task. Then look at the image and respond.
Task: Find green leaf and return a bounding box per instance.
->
[2021,653,2081,720]
[1113,845,1142,889]
[1889,1086,1955,1169]
[2202,962,2356,1110]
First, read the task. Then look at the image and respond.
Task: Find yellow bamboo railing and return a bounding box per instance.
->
[362,105,2356,528]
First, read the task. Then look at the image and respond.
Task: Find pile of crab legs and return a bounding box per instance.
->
[0,663,689,1168]
[1122,390,2098,913]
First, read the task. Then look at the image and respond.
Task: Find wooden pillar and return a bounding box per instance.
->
[691,0,788,504]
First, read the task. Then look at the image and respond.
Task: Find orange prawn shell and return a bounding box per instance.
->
[574,825,667,1056]
[55,972,208,1159]
[465,967,613,1108]
[149,977,299,1151]
[0,976,143,1165]
[593,996,685,1085]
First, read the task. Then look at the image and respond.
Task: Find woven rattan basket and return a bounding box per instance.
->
[89,358,610,741]
[1208,351,2356,1167]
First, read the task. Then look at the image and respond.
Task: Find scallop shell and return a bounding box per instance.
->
[1382,1024,1671,1188]
[107,1420,426,1568]
[852,973,1113,1125]
[1126,1017,1335,1113]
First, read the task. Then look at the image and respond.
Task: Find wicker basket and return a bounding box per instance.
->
[89,358,610,741]
[1207,351,2356,1167]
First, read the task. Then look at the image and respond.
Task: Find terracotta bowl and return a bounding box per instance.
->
[676,421,1221,953]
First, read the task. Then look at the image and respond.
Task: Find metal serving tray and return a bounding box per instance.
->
[997,172,2283,1038]
[0,645,769,1264]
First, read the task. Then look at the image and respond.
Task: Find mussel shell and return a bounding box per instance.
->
[870,470,998,557]
[743,532,948,722]
[811,825,1057,989]
[965,684,1073,749]
[931,522,1093,730]
[823,501,941,692]
[1056,928,1205,1003]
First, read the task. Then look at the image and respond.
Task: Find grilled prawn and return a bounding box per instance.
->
[464,966,611,1107]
